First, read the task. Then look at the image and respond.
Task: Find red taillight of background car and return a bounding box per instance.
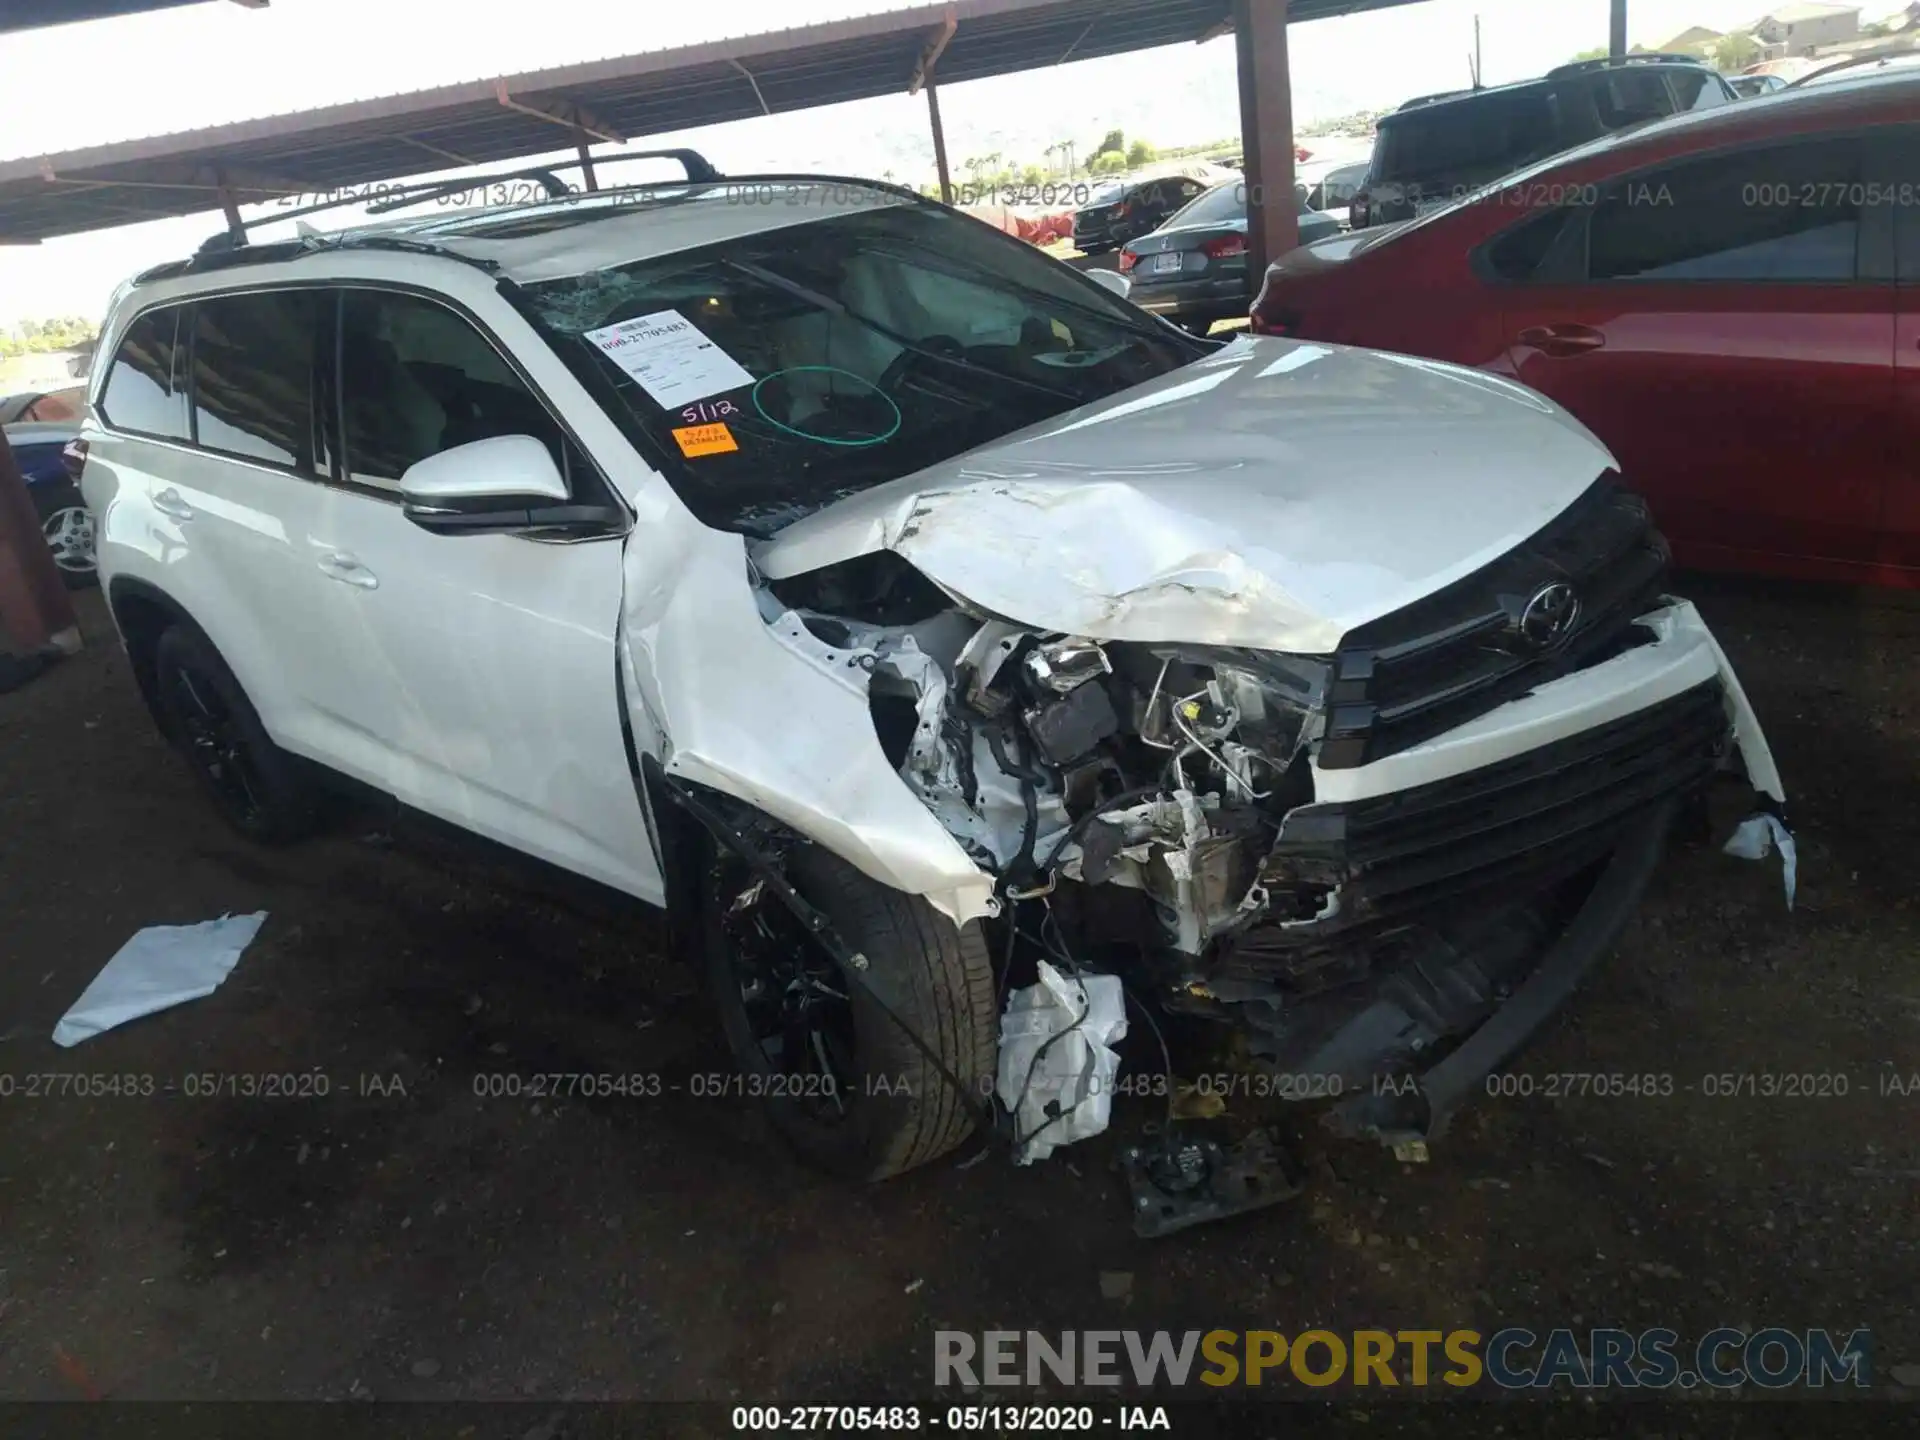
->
[61,438,88,481]
[1201,233,1248,260]
[1249,305,1300,336]
[1117,248,1138,273]
[1113,200,1132,218]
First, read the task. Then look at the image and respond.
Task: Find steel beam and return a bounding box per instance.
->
[1234,0,1297,283]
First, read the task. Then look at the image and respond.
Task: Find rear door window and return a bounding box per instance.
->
[1585,137,1866,282]
[99,306,189,439]
[189,291,322,469]
[1167,183,1247,228]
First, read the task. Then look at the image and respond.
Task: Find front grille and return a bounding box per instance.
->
[1318,479,1669,771]
[1224,679,1730,989]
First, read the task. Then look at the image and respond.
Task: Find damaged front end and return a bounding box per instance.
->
[759,480,1785,1150]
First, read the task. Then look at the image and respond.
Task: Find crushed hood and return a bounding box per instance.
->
[751,336,1618,654]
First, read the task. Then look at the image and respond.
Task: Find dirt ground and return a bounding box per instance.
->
[1,579,1917,1410]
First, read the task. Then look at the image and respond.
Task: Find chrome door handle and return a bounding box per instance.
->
[152,488,195,521]
[317,553,379,589]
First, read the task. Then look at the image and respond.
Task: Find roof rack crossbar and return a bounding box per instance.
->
[196,146,721,252]
[1546,52,1708,77]
[363,148,723,215]
[1786,42,1920,87]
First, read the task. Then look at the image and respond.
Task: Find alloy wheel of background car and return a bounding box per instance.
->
[30,483,98,590]
[42,503,96,578]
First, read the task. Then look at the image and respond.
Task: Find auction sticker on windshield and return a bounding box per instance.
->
[672,422,740,458]
[584,309,755,409]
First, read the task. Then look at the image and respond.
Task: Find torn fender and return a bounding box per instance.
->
[617,512,998,927]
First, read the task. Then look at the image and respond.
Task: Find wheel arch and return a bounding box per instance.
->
[105,575,201,733]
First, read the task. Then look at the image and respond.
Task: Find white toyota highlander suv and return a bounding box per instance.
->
[80,160,1784,1182]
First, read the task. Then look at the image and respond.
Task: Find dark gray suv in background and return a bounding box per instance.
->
[1350,53,1736,228]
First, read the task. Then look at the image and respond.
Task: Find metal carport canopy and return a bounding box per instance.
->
[0,0,1422,242]
[0,0,261,34]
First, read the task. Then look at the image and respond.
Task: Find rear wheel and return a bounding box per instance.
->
[151,624,323,844]
[30,481,96,590]
[703,840,996,1180]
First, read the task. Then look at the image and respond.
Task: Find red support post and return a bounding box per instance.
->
[0,430,80,659]
[1234,0,1298,287]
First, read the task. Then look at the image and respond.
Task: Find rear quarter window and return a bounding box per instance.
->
[1591,70,1677,129]
[98,306,190,440]
[1375,88,1559,189]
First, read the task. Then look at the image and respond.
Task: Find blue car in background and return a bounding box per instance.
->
[3,387,96,588]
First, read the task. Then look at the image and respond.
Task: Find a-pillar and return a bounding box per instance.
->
[1234,0,1297,284]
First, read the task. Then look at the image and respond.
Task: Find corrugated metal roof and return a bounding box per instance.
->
[0,0,1419,242]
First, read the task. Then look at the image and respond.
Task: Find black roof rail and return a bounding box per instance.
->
[1785,43,1920,87]
[160,168,924,282]
[1396,86,1478,110]
[196,146,722,252]
[1547,52,1709,78]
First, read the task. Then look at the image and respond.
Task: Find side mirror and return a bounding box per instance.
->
[1085,268,1134,301]
[399,435,613,536]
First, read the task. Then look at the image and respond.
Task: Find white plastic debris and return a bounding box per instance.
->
[996,959,1127,1165]
[1724,813,1797,911]
[52,912,268,1048]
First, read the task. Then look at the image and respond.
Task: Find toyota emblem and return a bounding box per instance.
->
[1518,582,1581,650]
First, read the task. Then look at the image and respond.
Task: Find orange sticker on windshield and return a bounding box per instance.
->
[673,422,738,458]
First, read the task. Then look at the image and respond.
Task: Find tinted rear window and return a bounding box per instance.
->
[99,306,189,439]
[190,292,321,470]
[1592,70,1677,128]
[1167,182,1249,228]
[1374,88,1558,186]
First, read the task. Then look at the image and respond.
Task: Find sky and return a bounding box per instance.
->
[0,0,1893,328]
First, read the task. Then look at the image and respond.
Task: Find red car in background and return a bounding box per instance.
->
[1252,73,1920,588]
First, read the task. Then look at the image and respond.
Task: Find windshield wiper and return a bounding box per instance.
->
[723,259,1082,404]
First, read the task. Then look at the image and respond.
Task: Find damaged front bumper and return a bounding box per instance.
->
[1183,600,1782,1145]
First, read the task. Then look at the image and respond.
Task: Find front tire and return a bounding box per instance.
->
[30,481,97,590]
[151,624,323,845]
[703,841,997,1180]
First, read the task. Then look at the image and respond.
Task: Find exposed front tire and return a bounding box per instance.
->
[703,840,997,1181]
[151,624,324,845]
[30,481,97,590]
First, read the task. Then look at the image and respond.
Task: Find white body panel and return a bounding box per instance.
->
[615,489,1000,926]
[753,336,1617,654]
[84,235,1780,931]
[299,488,658,900]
